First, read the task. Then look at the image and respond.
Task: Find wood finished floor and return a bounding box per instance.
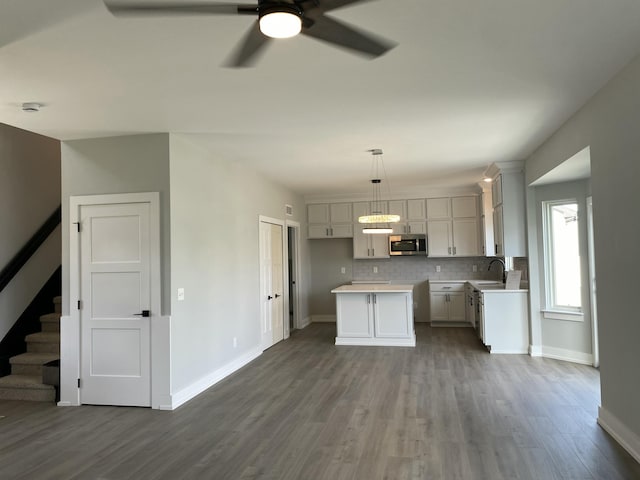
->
[1,323,639,480]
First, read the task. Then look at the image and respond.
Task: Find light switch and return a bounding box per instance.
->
[341,267,346,274]
[373,266,378,274]
[177,288,185,301]
[436,265,441,272]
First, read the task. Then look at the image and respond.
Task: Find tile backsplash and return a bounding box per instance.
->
[352,256,529,283]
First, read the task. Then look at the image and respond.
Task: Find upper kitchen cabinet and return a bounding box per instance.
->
[353,227,390,259]
[484,162,526,257]
[389,199,427,234]
[352,201,389,220]
[426,196,480,256]
[479,185,495,257]
[307,203,354,239]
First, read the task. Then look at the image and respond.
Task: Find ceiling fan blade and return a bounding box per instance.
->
[301,14,395,58]
[224,21,272,67]
[104,1,258,17]
[301,0,377,14]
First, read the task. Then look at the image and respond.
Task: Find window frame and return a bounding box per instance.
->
[542,199,583,316]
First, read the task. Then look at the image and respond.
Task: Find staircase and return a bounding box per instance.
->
[0,296,60,402]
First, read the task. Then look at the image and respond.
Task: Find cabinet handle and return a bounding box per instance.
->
[330,228,334,236]
[366,294,370,304]
[373,294,377,304]
[408,225,411,233]
[495,243,498,252]
[448,247,452,255]
[453,246,457,255]
[372,248,375,256]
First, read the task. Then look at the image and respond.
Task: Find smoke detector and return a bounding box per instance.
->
[22,102,42,112]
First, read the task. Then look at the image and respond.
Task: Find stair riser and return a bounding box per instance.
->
[0,387,55,402]
[11,364,44,376]
[41,323,60,333]
[55,305,62,314]
[27,343,60,354]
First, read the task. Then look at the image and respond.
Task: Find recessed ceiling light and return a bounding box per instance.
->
[22,102,42,112]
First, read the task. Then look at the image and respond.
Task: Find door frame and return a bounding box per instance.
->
[286,220,301,332]
[68,192,164,407]
[259,215,287,348]
[586,196,599,367]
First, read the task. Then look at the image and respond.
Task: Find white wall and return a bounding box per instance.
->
[525,54,640,457]
[168,134,308,399]
[0,123,60,341]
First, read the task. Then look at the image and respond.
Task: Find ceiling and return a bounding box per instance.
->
[2,1,640,197]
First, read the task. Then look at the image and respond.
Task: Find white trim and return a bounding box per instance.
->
[298,316,312,329]
[586,195,599,368]
[542,310,584,322]
[489,347,529,354]
[335,334,416,347]
[311,315,336,323]
[529,344,543,357]
[598,406,640,464]
[541,345,593,365]
[170,347,262,410]
[64,192,165,409]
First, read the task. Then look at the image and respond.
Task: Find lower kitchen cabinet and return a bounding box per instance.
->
[331,285,415,346]
[478,290,529,353]
[428,281,466,324]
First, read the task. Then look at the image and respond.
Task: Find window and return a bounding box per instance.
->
[543,200,582,313]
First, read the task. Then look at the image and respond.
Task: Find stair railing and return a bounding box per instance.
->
[0,205,61,294]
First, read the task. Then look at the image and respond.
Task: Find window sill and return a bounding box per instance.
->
[542,310,584,322]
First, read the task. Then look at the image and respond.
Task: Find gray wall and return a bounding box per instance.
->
[168,134,308,395]
[525,53,640,444]
[0,123,60,340]
[61,134,172,316]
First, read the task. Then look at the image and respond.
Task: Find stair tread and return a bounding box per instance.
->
[10,353,60,365]
[0,375,55,390]
[40,313,61,322]
[25,332,60,343]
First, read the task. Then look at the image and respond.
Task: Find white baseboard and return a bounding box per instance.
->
[541,345,593,365]
[598,406,640,464]
[529,345,542,357]
[56,401,73,407]
[170,347,262,410]
[298,316,312,329]
[311,315,336,323]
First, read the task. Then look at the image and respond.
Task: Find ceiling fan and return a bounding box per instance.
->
[104,0,396,67]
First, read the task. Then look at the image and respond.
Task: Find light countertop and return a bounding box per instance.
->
[428,279,528,293]
[331,284,415,294]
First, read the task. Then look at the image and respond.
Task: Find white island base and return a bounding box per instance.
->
[331,284,416,347]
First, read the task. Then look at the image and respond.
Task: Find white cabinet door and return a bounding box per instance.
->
[492,174,503,207]
[426,198,451,219]
[336,294,373,338]
[370,232,389,258]
[374,293,411,337]
[493,205,504,256]
[308,225,330,238]
[427,220,452,256]
[407,199,426,220]
[429,293,449,321]
[451,196,477,218]
[407,221,426,234]
[388,200,407,219]
[330,203,353,223]
[308,204,330,224]
[330,224,353,238]
[448,292,466,321]
[452,218,479,256]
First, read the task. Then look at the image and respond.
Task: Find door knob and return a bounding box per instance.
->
[274,294,280,298]
[267,295,273,300]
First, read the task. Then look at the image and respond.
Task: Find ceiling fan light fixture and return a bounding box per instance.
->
[259,7,302,39]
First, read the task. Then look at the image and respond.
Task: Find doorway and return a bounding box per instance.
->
[287,222,301,332]
[259,216,286,349]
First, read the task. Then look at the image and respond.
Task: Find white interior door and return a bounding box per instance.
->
[80,202,152,406]
[259,219,285,349]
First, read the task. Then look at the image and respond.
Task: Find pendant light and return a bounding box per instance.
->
[358,149,400,234]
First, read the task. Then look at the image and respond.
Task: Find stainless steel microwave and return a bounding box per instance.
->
[389,234,427,256]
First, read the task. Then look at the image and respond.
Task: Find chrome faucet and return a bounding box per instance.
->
[488,258,506,283]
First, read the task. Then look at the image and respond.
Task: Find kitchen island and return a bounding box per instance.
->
[331,284,415,347]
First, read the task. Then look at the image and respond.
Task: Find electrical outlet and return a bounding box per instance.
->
[177,288,185,301]
[373,266,378,274]
[473,265,478,272]
[233,337,237,348]
[436,265,441,273]
[341,267,346,274]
